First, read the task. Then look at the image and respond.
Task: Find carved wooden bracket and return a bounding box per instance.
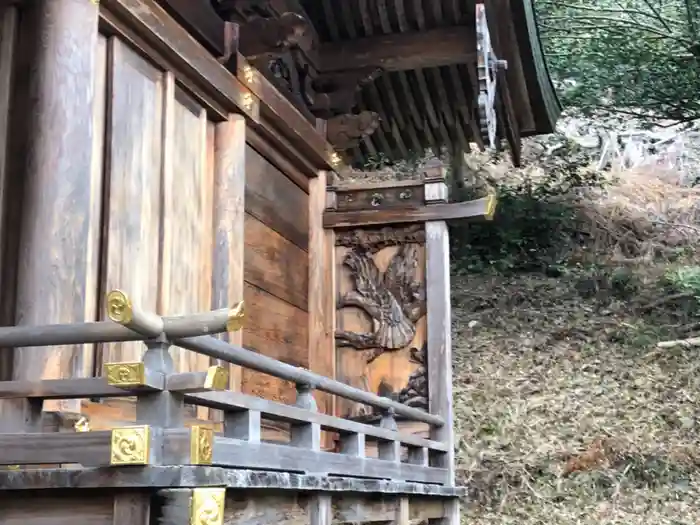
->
[311,68,383,118]
[326,111,380,150]
[239,12,311,61]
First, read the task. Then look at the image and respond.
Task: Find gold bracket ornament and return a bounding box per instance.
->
[226,301,245,332]
[190,425,214,465]
[190,488,226,525]
[74,416,91,432]
[105,361,146,388]
[110,425,151,466]
[204,366,229,391]
[106,289,133,324]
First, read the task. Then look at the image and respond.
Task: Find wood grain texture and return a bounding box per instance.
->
[245,145,309,251]
[225,493,308,525]
[0,5,18,381]
[244,213,309,311]
[0,495,113,525]
[10,0,102,414]
[308,171,335,448]
[112,493,150,525]
[160,83,214,377]
[101,37,163,365]
[212,115,246,392]
[335,245,426,419]
[241,284,308,405]
[425,221,455,485]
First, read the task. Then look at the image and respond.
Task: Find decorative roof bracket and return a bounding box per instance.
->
[476,3,508,150]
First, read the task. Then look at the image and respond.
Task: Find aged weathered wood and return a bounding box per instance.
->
[212,114,247,392]
[333,186,425,213]
[245,145,310,249]
[336,245,425,362]
[397,345,428,411]
[210,436,447,483]
[174,334,444,426]
[425,221,455,486]
[334,225,425,251]
[324,196,497,228]
[239,12,310,60]
[318,26,476,73]
[185,390,447,450]
[9,0,102,416]
[309,170,335,430]
[112,492,150,525]
[0,308,238,348]
[160,82,215,378]
[0,494,114,525]
[0,9,17,380]
[244,214,309,311]
[101,37,163,366]
[326,111,380,151]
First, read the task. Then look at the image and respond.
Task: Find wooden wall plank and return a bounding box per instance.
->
[245,145,309,251]
[0,494,113,525]
[241,283,308,404]
[10,0,102,415]
[101,38,163,365]
[212,115,246,392]
[160,84,214,375]
[244,214,309,311]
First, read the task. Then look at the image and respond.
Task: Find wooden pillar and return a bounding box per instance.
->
[212,114,246,394]
[10,0,102,412]
[424,174,456,487]
[309,170,336,447]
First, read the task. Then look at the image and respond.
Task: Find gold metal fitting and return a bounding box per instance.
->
[190,425,214,465]
[190,487,226,525]
[110,425,151,466]
[106,289,133,324]
[105,361,146,388]
[74,416,91,432]
[226,301,245,332]
[204,366,229,391]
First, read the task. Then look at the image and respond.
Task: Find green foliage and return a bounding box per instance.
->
[537,0,700,122]
[450,144,606,273]
[663,265,700,299]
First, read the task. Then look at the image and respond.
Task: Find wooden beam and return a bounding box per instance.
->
[323,196,497,228]
[318,26,476,73]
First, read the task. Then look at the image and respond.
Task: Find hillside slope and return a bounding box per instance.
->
[452,270,700,525]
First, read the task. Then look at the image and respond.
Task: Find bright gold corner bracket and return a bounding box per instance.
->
[484,194,498,221]
[105,361,146,388]
[190,425,214,465]
[204,365,229,391]
[226,301,245,332]
[110,425,151,466]
[190,488,226,525]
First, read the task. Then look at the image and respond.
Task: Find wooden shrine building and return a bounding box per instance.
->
[0,0,559,524]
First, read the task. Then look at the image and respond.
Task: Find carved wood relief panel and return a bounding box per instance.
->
[335,225,428,420]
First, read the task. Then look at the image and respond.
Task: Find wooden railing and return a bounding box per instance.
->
[0,289,453,485]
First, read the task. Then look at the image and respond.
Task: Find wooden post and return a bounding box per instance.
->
[424,173,456,487]
[7,0,102,415]
[212,114,246,394]
[309,170,336,447]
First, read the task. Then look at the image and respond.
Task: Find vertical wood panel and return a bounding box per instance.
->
[0,6,18,381]
[212,115,246,392]
[308,171,335,446]
[10,0,101,415]
[160,84,213,376]
[101,38,163,365]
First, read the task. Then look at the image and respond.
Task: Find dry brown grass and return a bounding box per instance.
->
[452,272,700,524]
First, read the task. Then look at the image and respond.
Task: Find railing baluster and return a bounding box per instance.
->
[223,409,261,443]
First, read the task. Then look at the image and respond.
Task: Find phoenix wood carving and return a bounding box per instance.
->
[336,243,426,363]
[398,344,428,410]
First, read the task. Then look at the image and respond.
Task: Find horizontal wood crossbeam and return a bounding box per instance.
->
[318,26,477,73]
[0,466,467,495]
[186,390,448,451]
[323,195,497,228]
